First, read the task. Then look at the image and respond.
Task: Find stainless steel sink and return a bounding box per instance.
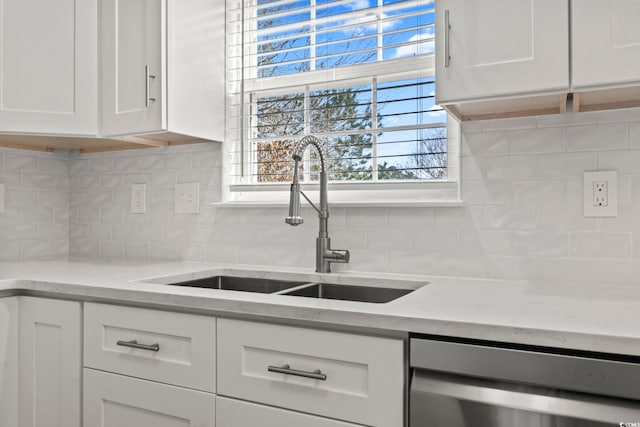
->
[167,276,307,294]
[281,282,414,303]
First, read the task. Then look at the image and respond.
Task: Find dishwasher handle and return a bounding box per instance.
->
[412,370,640,423]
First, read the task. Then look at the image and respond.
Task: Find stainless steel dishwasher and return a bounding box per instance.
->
[410,336,640,426]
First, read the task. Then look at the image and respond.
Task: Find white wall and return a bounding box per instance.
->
[62,107,640,283]
[0,148,69,260]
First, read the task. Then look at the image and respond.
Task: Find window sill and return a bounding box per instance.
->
[219,181,462,208]
[211,199,464,208]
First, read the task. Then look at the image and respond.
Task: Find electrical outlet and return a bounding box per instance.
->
[0,183,4,213]
[131,184,146,213]
[584,171,617,217]
[175,182,200,214]
[593,181,608,207]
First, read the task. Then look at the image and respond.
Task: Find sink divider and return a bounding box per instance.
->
[273,283,318,295]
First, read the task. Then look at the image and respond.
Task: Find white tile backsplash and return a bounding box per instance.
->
[3,108,640,282]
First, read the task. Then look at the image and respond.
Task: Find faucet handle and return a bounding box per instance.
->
[325,249,350,264]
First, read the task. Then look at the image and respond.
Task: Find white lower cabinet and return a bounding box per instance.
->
[216,396,362,427]
[19,297,82,427]
[0,297,18,427]
[83,369,215,427]
[217,318,405,427]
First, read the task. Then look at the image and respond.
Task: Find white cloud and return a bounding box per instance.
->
[392,31,435,59]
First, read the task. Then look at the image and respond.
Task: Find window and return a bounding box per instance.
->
[226,0,460,204]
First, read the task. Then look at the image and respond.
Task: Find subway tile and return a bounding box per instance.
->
[101,175,123,189]
[149,242,178,260]
[460,157,483,181]
[431,255,485,278]
[5,224,38,239]
[345,207,387,228]
[485,256,539,280]
[125,242,150,259]
[113,156,140,173]
[367,228,412,251]
[484,206,538,230]
[38,224,68,240]
[566,123,628,152]
[387,207,433,229]
[461,132,508,157]
[5,153,37,172]
[38,191,69,209]
[536,152,597,178]
[166,152,193,170]
[511,180,567,206]
[207,244,238,264]
[631,123,640,148]
[101,240,125,258]
[537,111,597,128]
[90,223,113,240]
[151,172,177,189]
[69,239,100,257]
[538,205,598,231]
[597,260,640,283]
[91,158,113,173]
[22,206,54,224]
[597,107,640,124]
[237,244,272,266]
[411,230,459,253]
[434,206,484,230]
[570,232,631,259]
[38,157,68,175]
[177,243,207,262]
[461,181,511,205]
[0,172,22,189]
[598,149,640,173]
[387,251,435,275]
[539,259,598,282]
[511,231,568,257]
[139,154,166,171]
[509,127,566,154]
[22,174,55,189]
[0,241,21,260]
[459,231,511,255]
[482,117,537,131]
[21,240,54,258]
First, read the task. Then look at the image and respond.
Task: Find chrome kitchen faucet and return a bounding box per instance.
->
[285,135,350,273]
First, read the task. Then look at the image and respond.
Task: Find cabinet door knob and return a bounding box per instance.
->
[268,364,327,381]
[116,339,160,352]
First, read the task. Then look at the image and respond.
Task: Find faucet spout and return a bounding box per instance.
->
[285,136,350,273]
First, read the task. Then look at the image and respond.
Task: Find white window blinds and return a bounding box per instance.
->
[226,0,455,188]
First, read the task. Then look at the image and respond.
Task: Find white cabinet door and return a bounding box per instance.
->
[436,0,569,103]
[0,297,18,427]
[216,397,362,427]
[19,297,82,427]
[84,369,215,427]
[0,0,97,135]
[572,0,640,89]
[101,0,164,136]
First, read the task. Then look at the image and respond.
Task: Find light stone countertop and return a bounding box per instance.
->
[0,258,638,356]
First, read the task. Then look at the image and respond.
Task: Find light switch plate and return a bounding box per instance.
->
[175,182,200,214]
[584,170,617,217]
[0,183,4,213]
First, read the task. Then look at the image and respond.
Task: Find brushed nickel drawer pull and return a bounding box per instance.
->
[117,339,160,352]
[268,364,327,380]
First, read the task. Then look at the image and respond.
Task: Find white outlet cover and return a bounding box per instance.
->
[0,183,4,213]
[584,170,617,217]
[175,182,200,214]
[131,184,147,214]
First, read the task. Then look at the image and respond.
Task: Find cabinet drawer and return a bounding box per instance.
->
[217,319,404,427]
[84,303,215,392]
[84,369,214,427]
[216,397,362,427]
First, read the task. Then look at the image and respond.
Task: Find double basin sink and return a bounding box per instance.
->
[159,273,424,304]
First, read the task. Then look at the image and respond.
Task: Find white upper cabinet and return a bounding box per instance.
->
[100,0,225,141]
[0,0,97,135]
[572,0,640,111]
[436,0,569,104]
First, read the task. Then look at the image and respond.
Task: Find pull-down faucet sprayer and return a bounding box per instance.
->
[285,135,350,273]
